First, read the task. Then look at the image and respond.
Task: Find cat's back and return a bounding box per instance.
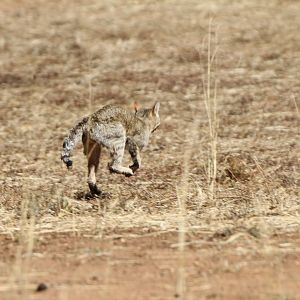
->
[91,104,134,126]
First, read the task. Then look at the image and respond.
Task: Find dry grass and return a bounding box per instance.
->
[0,0,300,299]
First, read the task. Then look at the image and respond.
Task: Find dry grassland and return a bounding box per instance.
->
[0,0,299,299]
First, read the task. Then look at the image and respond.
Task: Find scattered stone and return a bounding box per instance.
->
[91,275,98,281]
[36,282,48,292]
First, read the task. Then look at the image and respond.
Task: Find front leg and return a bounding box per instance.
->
[91,124,133,177]
[108,137,133,176]
[126,137,141,173]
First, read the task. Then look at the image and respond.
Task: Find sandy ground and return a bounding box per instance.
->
[0,0,299,299]
[1,230,300,300]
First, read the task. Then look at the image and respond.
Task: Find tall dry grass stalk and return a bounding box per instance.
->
[10,191,36,298]
[175,124,198,298]
[175,19,219,298]
[203,19,219,203]
[291,94,299,119]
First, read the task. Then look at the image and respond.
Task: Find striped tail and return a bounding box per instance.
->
[61,116,89,169]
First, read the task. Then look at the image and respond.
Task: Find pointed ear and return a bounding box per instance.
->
[152,101,160,117]
[133,101,139,115]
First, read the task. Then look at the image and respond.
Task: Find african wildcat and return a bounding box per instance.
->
[61,102,160,196]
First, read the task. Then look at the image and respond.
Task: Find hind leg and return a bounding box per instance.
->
[88,143,102,195]
[83,135,102,195]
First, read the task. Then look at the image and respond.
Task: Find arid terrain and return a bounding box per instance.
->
[0,0,299,299]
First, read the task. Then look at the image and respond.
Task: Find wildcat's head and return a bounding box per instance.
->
[135,102,160,133]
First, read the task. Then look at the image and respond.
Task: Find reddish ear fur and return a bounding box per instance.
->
[152,102,160,116]
[133,101,139,114]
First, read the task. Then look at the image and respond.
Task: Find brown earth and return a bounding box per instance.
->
[0,0,299,299]
[1,230,300,300]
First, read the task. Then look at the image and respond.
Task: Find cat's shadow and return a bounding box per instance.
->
[74,190,111,201]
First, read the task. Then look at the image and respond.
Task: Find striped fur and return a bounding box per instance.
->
[61,102,160,195]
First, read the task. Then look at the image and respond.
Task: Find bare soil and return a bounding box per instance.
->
[1,230,300,300]
[0,0,299,299]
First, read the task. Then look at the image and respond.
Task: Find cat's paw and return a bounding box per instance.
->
[124,168,134,177]
[130,163,139,172]
[109,165,133,177]
[88,182,102,196]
